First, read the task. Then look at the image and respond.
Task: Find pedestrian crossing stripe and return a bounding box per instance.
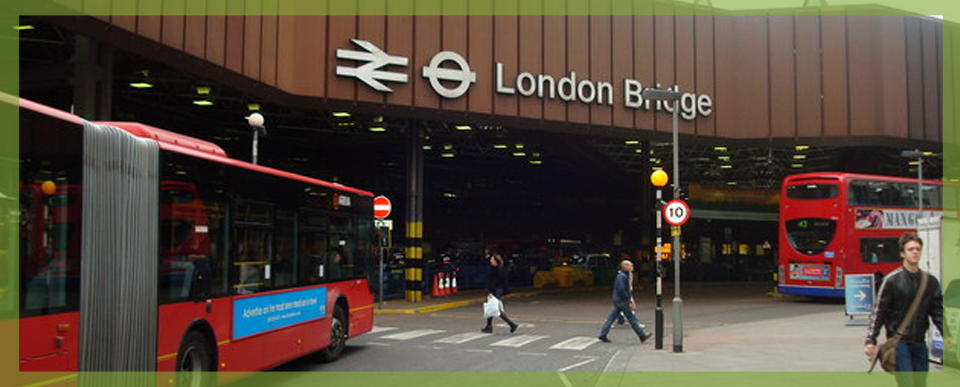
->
[549,337,599,351]
[371,326,399,334]
[379,329,446,340]
[434,332,490,344]
[489,335,549,348]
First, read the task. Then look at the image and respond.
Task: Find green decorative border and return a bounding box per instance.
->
[1,0,956,386]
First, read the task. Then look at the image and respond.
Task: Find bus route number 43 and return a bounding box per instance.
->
[664,200,691,226]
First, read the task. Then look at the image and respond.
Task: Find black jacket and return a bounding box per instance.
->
[865,267,943,345]
[487,263,508,293]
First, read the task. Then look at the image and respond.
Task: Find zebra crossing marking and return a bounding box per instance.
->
[379,329,446,340]
[489,335,549,348]
[549,337,599,351]
[371,326,399,334]
[434,332,490,344]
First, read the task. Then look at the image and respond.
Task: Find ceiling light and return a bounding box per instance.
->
[14,25,35,31]
[443,192,457,198]
[624,140,639,145]
[922,151,934,156]
[423,145,433,150]
[530,160,543,165]
[247,103,261,111]
[441,153,455,158]
[908,161,920,166]
[494,144,508,149]
[795,145,809,151]
[636,149,644,153]
[515,144,525,149]
[793,155,807,160]
[443,144,453,150]
[369,127,386,132]
[455,125,472,131]
[726,182,738,186]
[195,86,211,95]
[513,152,527,157]
[332,112,351,118]
[192,100,214,106]
[129,82,153,89]
[532,152,541,158]
[720,165,732,169]
[717,156,730,162]
[373,115,384,123]
[792,164,804,168]
[714,146,727,152]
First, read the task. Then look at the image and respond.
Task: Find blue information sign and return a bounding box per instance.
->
[845,274,875,315]
[233,287,327,340]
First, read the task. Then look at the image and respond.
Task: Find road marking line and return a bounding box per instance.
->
[435,332,490,344]
[575,355,600,359]
[366,342,391,346]
[465,349,494,353]
[380,329,446,340]
[490,335,549,347]
[518,352,548,356]
[602,350,622,373]
[549,337,600,351]
[371,326,399,334]
[558,357,598,372]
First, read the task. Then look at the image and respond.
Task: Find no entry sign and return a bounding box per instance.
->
[663,199,690,226]
[373,196,392,219]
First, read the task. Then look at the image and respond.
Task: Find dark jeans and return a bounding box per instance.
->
[895,341,929,387]
[599,302,646,339]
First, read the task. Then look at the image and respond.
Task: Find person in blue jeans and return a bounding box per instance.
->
[864,232,943,387]
[599,260,652,344]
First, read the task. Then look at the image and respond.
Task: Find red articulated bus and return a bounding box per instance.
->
[13,92,377,385]
[777,172,942,298]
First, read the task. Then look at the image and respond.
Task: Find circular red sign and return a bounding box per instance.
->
[663,199,691,226]
[373,196,392,219]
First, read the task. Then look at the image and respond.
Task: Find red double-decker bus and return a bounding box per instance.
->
[778,172,942,298]
[14,92,376,385]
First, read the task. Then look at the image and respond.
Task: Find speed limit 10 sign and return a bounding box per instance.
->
[663,200,691,226]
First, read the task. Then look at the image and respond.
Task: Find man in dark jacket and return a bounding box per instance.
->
[599,260,652,343]
[865,232,943,387]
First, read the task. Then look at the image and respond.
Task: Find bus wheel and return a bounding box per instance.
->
[177,331,214,387]
[318,305,347,362]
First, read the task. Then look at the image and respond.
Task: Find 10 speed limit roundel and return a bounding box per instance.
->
[663,200,690,226]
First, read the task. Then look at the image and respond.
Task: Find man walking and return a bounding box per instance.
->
[599,260,652,343]
[864,232,943,387]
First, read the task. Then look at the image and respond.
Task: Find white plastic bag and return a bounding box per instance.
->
[483,294,502,318]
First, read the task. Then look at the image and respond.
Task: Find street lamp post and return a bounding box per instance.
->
[248,112,266,165]
[901,149,924,266]
[642,87,684,353]
[650,170,668,350]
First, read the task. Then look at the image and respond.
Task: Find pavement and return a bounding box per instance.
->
[370,283,949,373]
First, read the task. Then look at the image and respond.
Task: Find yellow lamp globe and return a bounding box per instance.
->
[650,170,668,187]
[40,180,57,195]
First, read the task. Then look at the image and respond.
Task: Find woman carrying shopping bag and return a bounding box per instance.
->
[481,251,519,333]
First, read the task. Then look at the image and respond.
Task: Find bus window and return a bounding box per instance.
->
[860,238,901,264]
[232,202,273,295]
[329,217,354,281]
[785,218,836,256]
[787,184,838,200]
[272,211,296,288]
[19,109,83,317]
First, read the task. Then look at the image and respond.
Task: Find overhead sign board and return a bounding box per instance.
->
[335,39,713,121]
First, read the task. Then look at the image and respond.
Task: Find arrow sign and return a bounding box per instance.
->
[336,39,409,92]
[856,291,866,302]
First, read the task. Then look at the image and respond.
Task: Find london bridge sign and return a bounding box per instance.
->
[336,39,713,121]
